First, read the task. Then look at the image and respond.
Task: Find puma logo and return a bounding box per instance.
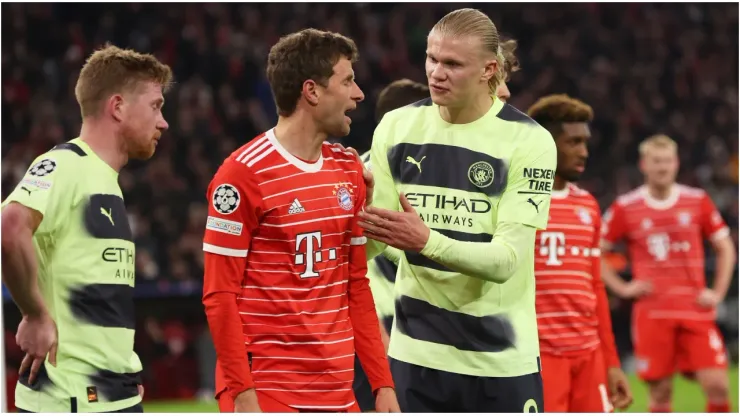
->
[21,186,33,196]
[406,156,426,173]
[527,198,543,213]
[100,207,114,226]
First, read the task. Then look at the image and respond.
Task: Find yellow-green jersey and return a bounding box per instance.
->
[367,97,556,378]
[3,139,142,412]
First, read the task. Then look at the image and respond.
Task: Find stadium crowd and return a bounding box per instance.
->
[2,2,738,403]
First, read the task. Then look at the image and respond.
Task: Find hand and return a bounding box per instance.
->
[17,313,58,385]
[234,388,262,413]
[333,144,375,205]
[358,193,430,252]
[696,288,722,308]
[620,280,652,299]
[606,367,633,410]
[374,387,401,412]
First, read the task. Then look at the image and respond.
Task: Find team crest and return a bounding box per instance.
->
[468,161,494,188]
[212,184,240,215]
[333,183,354,211]
[677,212,691,226]
[577,208,592,225]
[641,218,653,230]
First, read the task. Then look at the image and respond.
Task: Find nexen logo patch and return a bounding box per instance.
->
[206,216,243,236]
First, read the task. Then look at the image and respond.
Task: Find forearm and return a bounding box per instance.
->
[382,246,402,265]
[593,274,621,368]
[349,245,394,391]
[711,237,736,299]
[420,222,534,283]
[599,251,629,296]
[1,226,45,317]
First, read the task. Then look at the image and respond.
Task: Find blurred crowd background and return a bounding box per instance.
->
[2,2,738,407]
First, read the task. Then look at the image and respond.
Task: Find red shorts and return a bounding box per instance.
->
[632,311,728,381]
[217,388,361,413]
[541,347,613,413]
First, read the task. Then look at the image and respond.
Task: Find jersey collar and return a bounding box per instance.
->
[640,184,680,210]
[266,128,324,173]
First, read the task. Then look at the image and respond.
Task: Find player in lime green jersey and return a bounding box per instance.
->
[358,9,556,413]
[1,45,171,413]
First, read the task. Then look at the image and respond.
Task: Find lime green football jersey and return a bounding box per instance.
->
[367,97,556,377]
[3,139,142,412]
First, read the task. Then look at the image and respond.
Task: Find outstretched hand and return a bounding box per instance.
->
[358,193,430,252]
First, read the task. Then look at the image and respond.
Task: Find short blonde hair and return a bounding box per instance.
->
[75,44,173,118]
[499,38,520,82]
[639,134,678,157]
[431,8,504,94]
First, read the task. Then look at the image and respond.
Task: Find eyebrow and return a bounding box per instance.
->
[153,97,165,107]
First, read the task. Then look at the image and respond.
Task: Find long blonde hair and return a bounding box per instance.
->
[431,8,504,94]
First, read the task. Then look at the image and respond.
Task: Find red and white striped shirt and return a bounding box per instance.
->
[535,184,619,367]
[601,184,729,321]
[202,129,392,409]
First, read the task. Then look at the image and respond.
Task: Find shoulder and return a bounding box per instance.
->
[23,140,88,184]
[324,142,358,164]
[376,98,434,133]
[676,184,707,200]
[614,186,645,208]
[214,134,272,181]
[496,103,552,141]
[568,184,601,210]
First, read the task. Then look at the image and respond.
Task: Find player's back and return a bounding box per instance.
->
[370,97,555,377]
[3,139,142,412]
[602,184,729,319]
[534,183,602,355]
[205,130,366,408]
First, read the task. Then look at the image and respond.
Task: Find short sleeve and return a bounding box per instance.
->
[601,202,627,248]
[202,163,263,257]
[350,159,368,244]
[496,128,557,230]
[700,193,730,242]
[2,152,76,234]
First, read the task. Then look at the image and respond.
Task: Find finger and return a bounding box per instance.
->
[359,211,394,228]
[399,193,415,213]
[19,353,32,378]
[334,143,347,152]
[346,146,361,160]
[358,221,389,238]
[48,343,58,367]
[28,357,44,385]
[364,205,400,219]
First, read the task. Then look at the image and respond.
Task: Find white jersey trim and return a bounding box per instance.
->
[350,236,367,245]
[266,128,323,173]
[641,184,680,210]
[203,243,248,257]
[710,226,730,242]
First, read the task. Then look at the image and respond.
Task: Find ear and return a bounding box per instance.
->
[302,79,320,106]
[108,94,125,122]
[482,58,498,84]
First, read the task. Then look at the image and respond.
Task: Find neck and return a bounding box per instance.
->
[439,93,493,124]
[553,175,568,191]
[647,183,674,200]
[273,111,326,162]
[79,119,128,172]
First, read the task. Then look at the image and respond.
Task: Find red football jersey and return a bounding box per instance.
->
[202,130,384,409]
[601,184,730,320]
[535,184,615,359]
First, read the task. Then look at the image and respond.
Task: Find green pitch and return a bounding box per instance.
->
[142,367,739,413]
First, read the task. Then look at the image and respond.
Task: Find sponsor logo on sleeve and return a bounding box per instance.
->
[19,177,53,191]
[212,184,240,215]
[521,168,554,193]
[206,216,244,236]
[28,159,57,177]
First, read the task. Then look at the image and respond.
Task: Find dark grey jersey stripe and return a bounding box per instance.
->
[69,284,135,329]
[52,142,87,156]
[496,103,538,125]
[405,228,492,272]
[83,194,133,242]
[387,143,508,197]
[374,256,398,283]
[395,295,515,353]
[89,370,141,402]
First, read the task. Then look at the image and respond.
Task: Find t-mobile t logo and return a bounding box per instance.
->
[539,231,566,266]
[295,231,337,278]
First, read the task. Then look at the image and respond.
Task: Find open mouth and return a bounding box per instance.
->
[344,107,355,123]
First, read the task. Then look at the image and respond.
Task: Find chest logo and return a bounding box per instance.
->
[406,155,426,173]
[468,161,494,188]
[577,208,592,225]
[333,183,354,211]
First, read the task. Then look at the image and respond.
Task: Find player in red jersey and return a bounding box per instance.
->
[201,29,399,413]
[527,95,633,412]
[601,134,736,413]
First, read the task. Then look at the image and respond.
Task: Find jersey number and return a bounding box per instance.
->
[295,231,337,278]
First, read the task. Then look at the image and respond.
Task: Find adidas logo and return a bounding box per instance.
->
[288,198,305,214]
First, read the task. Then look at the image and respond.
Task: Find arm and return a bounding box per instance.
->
[201,165,262,402]
[421,129,556,283]
[366,118,401,261]
[599,203,632,297]
[701,195,736,300]
[591,211,620,369]
[348,166,395,392]
[1,203,45,317]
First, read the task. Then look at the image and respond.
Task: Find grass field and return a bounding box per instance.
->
[142,367,739,413]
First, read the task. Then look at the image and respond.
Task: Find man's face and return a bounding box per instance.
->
[555,122,591,182]
[640,146,679,188]
[315,57,365,138]
[425,33,497,108]
[120,81,169,160]
[496,81,511,102]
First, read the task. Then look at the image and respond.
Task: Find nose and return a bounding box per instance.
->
[352,82,365,103]
[429,63,446,81]
[158,116,169,131]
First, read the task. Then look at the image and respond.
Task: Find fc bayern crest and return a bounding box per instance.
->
[677,212,692,226]
[333,183,354,211]
[577,208,592,225]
